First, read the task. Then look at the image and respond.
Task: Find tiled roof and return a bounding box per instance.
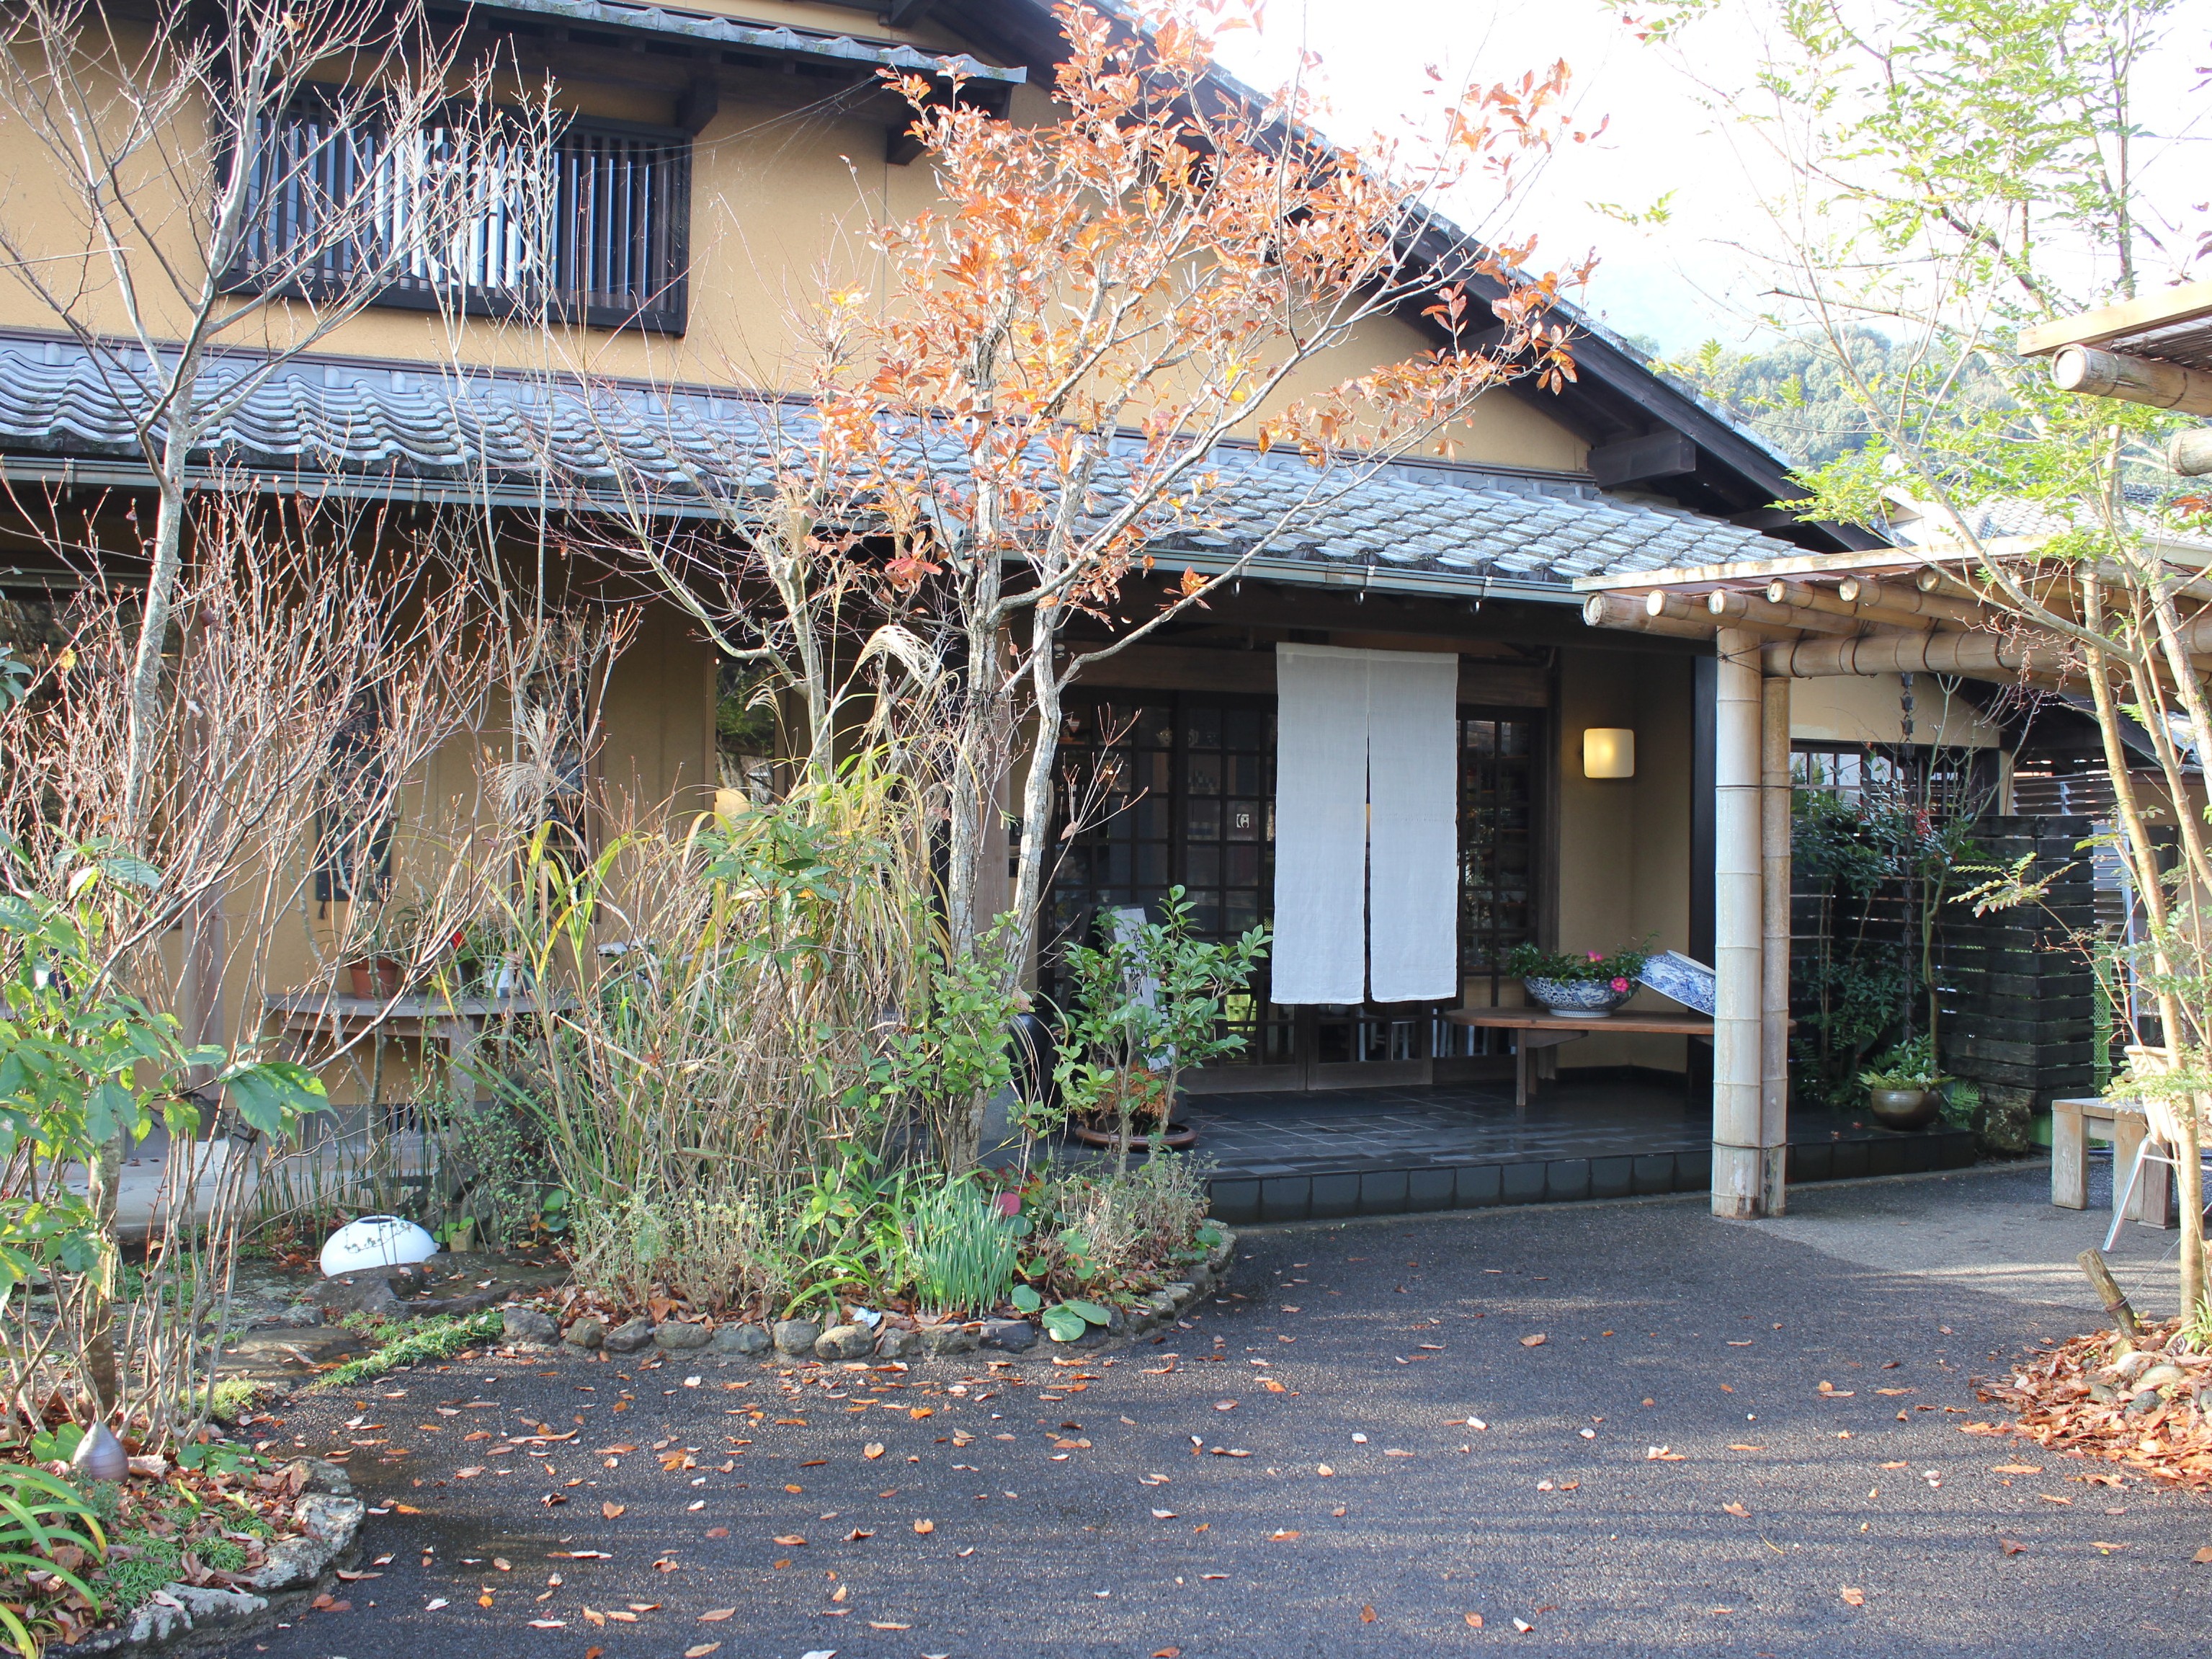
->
[482,0,1025,84]
[0,340,1801,592]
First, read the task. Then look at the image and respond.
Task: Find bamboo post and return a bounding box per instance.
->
[2077,1247,2144,1340]
[1712,628,1765,1218]
[1760,673,1791,1215]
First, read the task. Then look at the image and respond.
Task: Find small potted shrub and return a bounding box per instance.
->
[1860,1035,1945,1129]
[1050,889,1268,1163]
[1504,941,1652,1018]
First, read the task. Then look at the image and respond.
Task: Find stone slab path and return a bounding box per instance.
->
[238,1162,2208,1658]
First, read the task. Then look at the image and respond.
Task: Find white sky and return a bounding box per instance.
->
[1210,0,2212,359]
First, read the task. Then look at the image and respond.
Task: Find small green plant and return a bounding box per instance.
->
[1048,889,1267,1167]
[0,1464,107,1655]
[902,1180,1017,1316]
[24,1425,84,1465]
[1038,1296,1112,1344]
[312,1308,505,1389]
[1860,1033,1947,1091]
[208,1378,278,1426]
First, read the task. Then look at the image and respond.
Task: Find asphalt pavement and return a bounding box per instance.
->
[236,1163,2211,1658]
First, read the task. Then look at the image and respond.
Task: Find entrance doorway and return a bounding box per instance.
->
[1043,690,1544,1090]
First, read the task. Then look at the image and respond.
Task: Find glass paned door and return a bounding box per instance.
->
[1048,690,1543,1083]
[1046,692,1291,1066]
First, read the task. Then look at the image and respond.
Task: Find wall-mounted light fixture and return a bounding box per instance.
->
[1583,727,1636,779]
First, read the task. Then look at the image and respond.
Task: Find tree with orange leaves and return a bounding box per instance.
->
[599,0,1596,1163]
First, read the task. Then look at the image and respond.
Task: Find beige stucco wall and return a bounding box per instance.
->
[0,17,1589,473]
[1551,647,1695,1074]
[1788,674,2003,748]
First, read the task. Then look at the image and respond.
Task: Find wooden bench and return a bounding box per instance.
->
[1445,1008,1714,1112]
[2051,1095,2169,1229]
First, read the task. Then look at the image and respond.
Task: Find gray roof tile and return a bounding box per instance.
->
[0,342,1806,589]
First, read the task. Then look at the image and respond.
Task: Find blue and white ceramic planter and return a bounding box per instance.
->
[1522,977,1633,1018]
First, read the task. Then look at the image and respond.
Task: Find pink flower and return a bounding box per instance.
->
[994,1191,1022,1217]
[1587,951,1602,962]
[1610,977,1630,994]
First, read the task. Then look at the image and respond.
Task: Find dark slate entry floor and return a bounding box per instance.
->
[1164,1079,1978,1225]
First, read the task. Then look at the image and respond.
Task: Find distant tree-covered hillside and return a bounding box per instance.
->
[1635,327,1907,468]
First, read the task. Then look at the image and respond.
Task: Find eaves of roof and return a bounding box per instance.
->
[473,0,1025,84]
[0,336,1807,602]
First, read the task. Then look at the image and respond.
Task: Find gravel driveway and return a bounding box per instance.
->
[238,1163,2209,1658]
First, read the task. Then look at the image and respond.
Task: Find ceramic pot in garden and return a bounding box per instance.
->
[1522,976,1634,1018]
[1866,1086,1940,1130]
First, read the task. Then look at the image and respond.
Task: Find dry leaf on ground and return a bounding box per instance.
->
[1520,1335,1546,1348]
[1839,1587,1866,1607]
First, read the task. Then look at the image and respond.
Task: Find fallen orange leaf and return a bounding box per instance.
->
[1520,1334,1547,1348]
[1360,1605,1376,1623]
[1465,1613,1483,1629]
[602,1502,625,1520]
[1839,1587,1865,1608]
[914,1518,935,1534]
[697,1609,736,1622]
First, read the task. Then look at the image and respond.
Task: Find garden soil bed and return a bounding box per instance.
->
[38,1459,363,1658]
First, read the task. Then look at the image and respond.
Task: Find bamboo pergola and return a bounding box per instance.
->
[1573,549,2084,1222]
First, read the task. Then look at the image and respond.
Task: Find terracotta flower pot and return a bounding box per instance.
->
[346,962,375,999]
[1867,1086,1940,1130]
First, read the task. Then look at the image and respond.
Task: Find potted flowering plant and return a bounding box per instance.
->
[1858,1034,1947,1129]
[1502,941,1652,1018]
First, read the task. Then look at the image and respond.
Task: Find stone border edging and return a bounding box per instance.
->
[49,1462,362,1659]
[520,1229,1239,1364]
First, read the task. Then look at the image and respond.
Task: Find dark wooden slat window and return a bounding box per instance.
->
[227,97,690,335]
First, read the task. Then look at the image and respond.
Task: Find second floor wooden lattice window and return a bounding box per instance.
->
[226,94,690,334]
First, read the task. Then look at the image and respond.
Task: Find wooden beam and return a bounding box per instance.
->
[1765,577,1866,623]
[1587,430,1698,487]
[2170,429,2212,476]
[1582,591,1714,639]
[2018,280,2212,357]
[1708,589,1858,636]
[2051,345,2212,418]
[1761,628,2071,685]
[1837,574,1987,628]
[1574,548,1927,594]
[675,76,719,135]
